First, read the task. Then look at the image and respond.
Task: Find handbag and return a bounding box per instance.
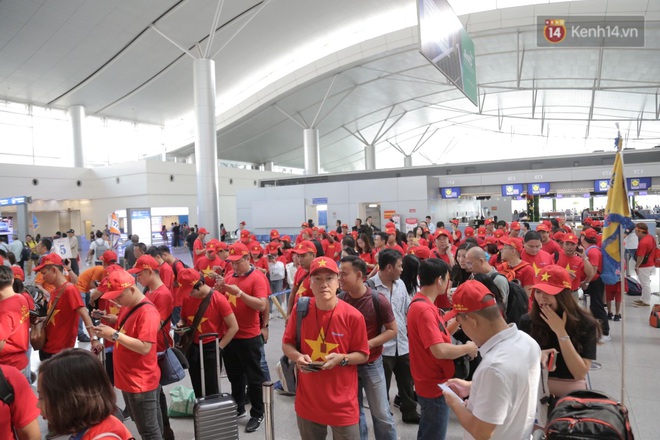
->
[30,283,68,351]
[176,290,214,354]
[158,328,186,386]
[650,304,660,328]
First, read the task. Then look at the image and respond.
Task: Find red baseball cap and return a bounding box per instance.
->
[434,229,450,239]
[215,241,228,251]
[591,220,602,228]
[464,227,475,237]
[302,228,314,237]
[128,255,159,274]
[501,236,523,253]
[240,229,251,238]
[292,240,317,255]
[102,270,136,300]
[385,221,396,229]
[227,243,250,261]
[443,280,498,320]
[351,231,358,238]
[563,225,572,233]
[250,243,264,254]
[581,228,598,239]
[536,224,550,232]
[410,246,430,260]
[309,256,339,276]
[176,268,203,297]
[494,229,506,239]
[270,229,280,240]
[531,265,572,295]
[341,224,348,229]
[205,241,218,253]
[562,233,578,244]
[198,227,209,234]
[11,266,24,282]
[96,265,123,294]
[301,222,309,228]
[318,228,325,234]
[583,217,593,225]
[267,242,280,255]
[450,219,459,225]
[100,250,118,264]
[477,226,487,237]
[240,221,246,226]
[34,253,64,272]
[553,231,566,242]
[510,221,521,231]
[484,218,494,225]
[281,235,291,242]
[386,228,396,235]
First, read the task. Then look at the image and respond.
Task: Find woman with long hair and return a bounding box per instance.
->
[356,233,376,270]
[400,254,420,297]
[520,265,601,398]
[450,242,472,288]
[37,349,133,439]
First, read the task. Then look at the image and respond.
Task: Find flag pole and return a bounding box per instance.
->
[616,127,626,404]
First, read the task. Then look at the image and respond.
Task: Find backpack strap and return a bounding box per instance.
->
[409,297,447,334]
[295,296,311,351]
[0,367,14,406]
[370,288,383,330]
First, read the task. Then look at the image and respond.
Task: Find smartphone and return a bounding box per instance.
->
[91,310,105,319]
[301,362,324,372]
[174,326,190,334]
[547,350,557,371]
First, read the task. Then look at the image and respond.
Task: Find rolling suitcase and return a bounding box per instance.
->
[193,333,239,440]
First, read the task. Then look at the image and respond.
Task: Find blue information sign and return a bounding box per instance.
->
[440,187,461,199]
[527,182,550,195]
[626,177,651,191]
[501,184,524,197]
[311,198,328,205]
[594,179,610,193]
[0,196,30,206]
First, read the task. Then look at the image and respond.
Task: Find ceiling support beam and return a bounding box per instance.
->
[149,25,197,59]
[372,106,408,145]
[637,112,643,139]
[478,91,486,115]
[311,76,337,128]
[516,32,525,89]
[497,107,504,131]
[585,79,597,138]
[531,81,538,119]
[204,0,225,58]
[313,85,357,129]
[541,106,546,135]
[596,46,604,89]
[274,105,307,129]
[655,90,660,119]
[211,0,270,59]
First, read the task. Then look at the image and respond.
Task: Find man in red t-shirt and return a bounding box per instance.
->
[216,243,269,433]
[176,268,239,399]
[497,237,535,299]
[128,254,175,439]
[0,266,30,371]
[0,364,41,440]
[580,228,609,341]
[407,260,478,439]
[633,222,657,307]
[195,241,223,287]
[146,247,174,293]
[509,221,522,238]
[536,224,562,258]
[282,256,369,438]
[34,254,102,360]
[192,227,209,266]
[286,240,317,316]
[338,256,397,439]
[92,269,163,439]
[432,229,455,266]
[521,231,555,277]
[555,233,594,299]
[159,244,187,328]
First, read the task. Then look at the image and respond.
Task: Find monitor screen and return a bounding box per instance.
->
[626,177,651,191]
[440,187,461,199]
[501,184,524,197]
[594,179,610,193]
[528,182,550,195]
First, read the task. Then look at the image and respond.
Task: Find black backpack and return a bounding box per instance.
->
[490,273,529,326]
[0,367,14,406]
[337,282,384,330]
[545,390,634,439]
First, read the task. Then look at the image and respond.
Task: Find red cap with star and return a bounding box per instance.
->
[309,256,339,276]
[292,240,317,255]
[102,269,136,300]
[34,253,64,272]
[443,280,498,321]
[227,243,250,261]
[128,255,159,274]
[531,265,572,295]
[176,268,204,297]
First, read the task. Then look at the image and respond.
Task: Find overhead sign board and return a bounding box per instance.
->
[527,182,551,195]
[311,198,328,205]
[0,196,31,206]
[626,177,651,191]
[594,179,610,193]
[502,184,524,197]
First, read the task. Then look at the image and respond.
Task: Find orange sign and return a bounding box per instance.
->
[384,210,397,220]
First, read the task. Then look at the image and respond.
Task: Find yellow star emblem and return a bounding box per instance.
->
[228,293,238,307]
[304,328,339,361]
[201,266,215,278]
[541,272,551,282]
[20,305,29,324]
[115,328,126,348]
[47,309,61,326]
[318,259,327,267]
[297,284,307,297]
[532,262,541,276]
[109,305,121,316]
[565,263,575,275]
[187,315,209,333]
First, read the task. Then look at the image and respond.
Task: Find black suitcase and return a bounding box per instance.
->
[545,390,634,439]
[193,333,239,440]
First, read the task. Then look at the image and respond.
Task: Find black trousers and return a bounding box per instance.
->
[187,341,222,399]
[383,354,417,418]
[586,277,609,336]
[223,336,265,418]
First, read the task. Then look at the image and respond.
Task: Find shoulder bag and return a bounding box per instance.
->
[30,283,69,351]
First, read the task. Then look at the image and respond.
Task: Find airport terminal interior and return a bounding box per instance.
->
[1,0,660,439]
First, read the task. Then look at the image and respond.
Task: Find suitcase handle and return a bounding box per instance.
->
[198,333,222,398]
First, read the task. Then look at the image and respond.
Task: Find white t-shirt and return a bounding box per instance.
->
[465,324,541,440]
[624,231,638,250]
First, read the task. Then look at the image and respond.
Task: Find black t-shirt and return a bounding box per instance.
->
[519,313,597,380]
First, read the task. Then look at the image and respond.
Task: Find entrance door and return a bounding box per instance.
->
[360,203,382,229]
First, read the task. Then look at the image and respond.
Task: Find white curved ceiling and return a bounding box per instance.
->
[1,0,659,172]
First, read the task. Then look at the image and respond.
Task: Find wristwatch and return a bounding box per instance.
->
[339,356,349,367]
[111,331,120,342]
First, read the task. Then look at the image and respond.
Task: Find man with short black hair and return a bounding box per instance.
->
[124,235,139,269]
[425,216,436,234]
[339,256,397,440]
[286,241,317,316]
[443,281,541,440]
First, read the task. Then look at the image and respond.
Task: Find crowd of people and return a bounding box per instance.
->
[0,215,657,439]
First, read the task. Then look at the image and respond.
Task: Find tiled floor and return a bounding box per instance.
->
[31,249,660,439]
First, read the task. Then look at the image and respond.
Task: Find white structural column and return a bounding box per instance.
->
[365,144,376,170]
[303,129,320,175]
[404,155,413,168]
[69,105,85,168]
[193,59,220,237]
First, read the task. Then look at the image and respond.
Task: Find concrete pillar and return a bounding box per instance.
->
[404,155,413,168]
[303,128,320,175]
[69,105,85,168]
[365,144,376,170]
[16,204,29,241]
[193,59,220,238]
[187,153,196,164]
[264,161,274,172]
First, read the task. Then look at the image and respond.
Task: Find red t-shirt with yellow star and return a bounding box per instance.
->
[145,284,173,352]
[43,282,84,355]
[181,290,233,345]
[0,294,30,369]
[0,365,40,439]
[113,298,160,393]
[195,255,223,287]
[223,268,270,339]
[294,268,312,298]
[542,239,562,257]
[556,251,586,291]
[158,262,175,293]
[282,298,369,426]
[521,249,554,277]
